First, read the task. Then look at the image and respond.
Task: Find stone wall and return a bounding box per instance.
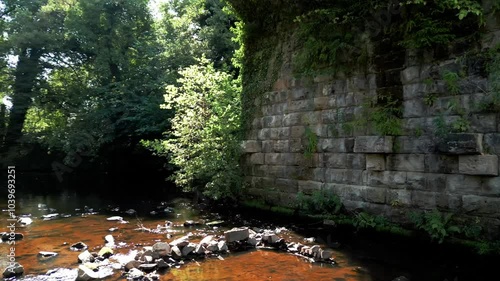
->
[240,2,500,234]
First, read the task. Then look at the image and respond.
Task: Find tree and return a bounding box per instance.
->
[21,0,171,161]
[0,0,71,160]
[156,57,242,199]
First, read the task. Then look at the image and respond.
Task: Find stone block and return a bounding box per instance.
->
[262,116,282,128]
[249,153,264,165]
[459,155,498,176]
[347,75,367,92]
[436,194,462,210]
[252,118,262,129]
[361,186,386,204]
[323,153,347,168]
[437,133,483,155]
[403,83,425,100]
[386,189,412,206]
[314,96,331,110]
[270,127,290,140]
[345,169,365,185]
[318,138,347,153]
[300,113,319,126]
[283,113,302,126]
[274,140,290,153]
[353,136,394,153]
[366,154,385,171]
[403,99,426,118]
[424,155,459,173]
[289,88,311,100]
[484,133,500,154]
[325,169,346,183]
[386,154,425,172]
[425,173,447,192]
[266,165,286,178]
[446,174,482,193]
[312,168,326,182]
[462,195,500,217]
[290,126,306,138]
[224,228,250,243]
[275,178,298,193]
[401,66,424,84]
[411,191,437,209]
[257,128,271,140]
[383,171,407,186]
[298,180,323,195]
[394,136,435,154]
[469,113,497,133]
[264,153,281,165]
[289,99,315,112]
[321,109,338,123]
[241,140,261,153]
[289,139,303,153]
[347,153,366,169]
[406,172,427,190]
[482,176,500,194]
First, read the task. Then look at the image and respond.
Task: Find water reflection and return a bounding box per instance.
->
[1,191,498,281]
[0,192,372,281]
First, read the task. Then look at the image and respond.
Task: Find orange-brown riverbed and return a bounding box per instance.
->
[0,191,498,281]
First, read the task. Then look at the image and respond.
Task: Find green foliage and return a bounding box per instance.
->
[349,96,403,136]
[424,93,437,106]
[159,58,242,199]
[409,210,461,243]
[295,190,342,215]
[303,126,318,158]
[354,212,389,230]
[370,97,403,136]
[400,0,483,49]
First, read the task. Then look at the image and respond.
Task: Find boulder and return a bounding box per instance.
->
[70,242,88,251]
[199,235,214,246]
[104,235,114,244]
[106,216,123,221]
[76,265,98,281]
[42,213,59,220]
[18,217,33,225]
[181,243,197,256]
[1,232,24,241]
[78,250,94,263]
[38,251,58,258]
[2,262,24,278]
[171,246,182,258]
[169,236,189,248]
[127,268,144,279]
[224,227,249,243]
[124,260,141,271]
[217,241,228,252]
[206,241,219,252]
[98,247,113,258]
[138,263,157,272]
[152,242,171,255]
[156,259,170,269]
[194,244,206,255]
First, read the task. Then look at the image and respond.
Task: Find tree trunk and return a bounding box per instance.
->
[0,104,5,139]
[1,48,42,152]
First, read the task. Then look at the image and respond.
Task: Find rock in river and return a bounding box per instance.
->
[70,241,88,251]
[1,232,24,241]
[2,262,24,278]
[224,227,249,243]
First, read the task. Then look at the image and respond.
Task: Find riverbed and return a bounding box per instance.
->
[0,189,498,281]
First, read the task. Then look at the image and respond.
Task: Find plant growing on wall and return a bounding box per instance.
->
[409,210,461,243]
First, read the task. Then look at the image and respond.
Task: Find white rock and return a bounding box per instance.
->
[106,216,123,221]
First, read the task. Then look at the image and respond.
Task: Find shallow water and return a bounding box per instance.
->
[0,190,498,281]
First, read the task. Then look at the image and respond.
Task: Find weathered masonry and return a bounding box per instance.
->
[238,1,500,233]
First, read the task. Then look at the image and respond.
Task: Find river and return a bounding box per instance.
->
[0,188,498,281]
